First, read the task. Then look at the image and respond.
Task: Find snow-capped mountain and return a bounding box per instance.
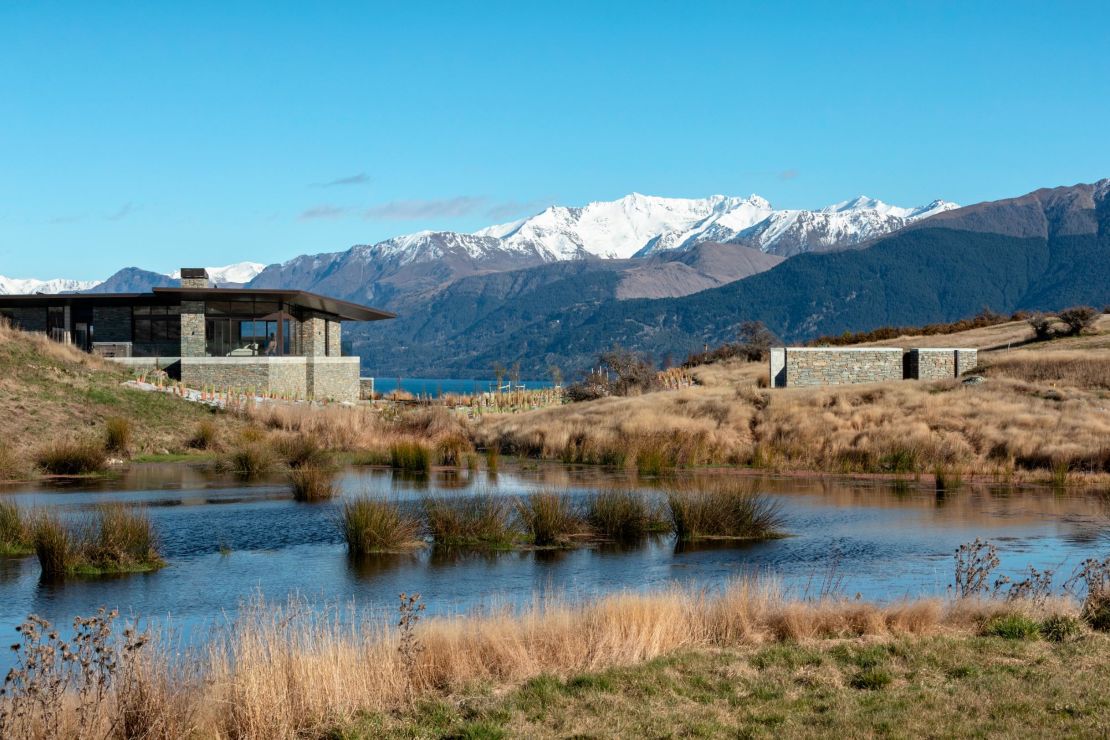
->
[0,276,101,295]
[0,262,267,295]
[170,262,267,286]
[477,192,957,260]
[476,193,776,260]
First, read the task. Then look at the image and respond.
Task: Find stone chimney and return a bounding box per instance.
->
[179,268,210,289]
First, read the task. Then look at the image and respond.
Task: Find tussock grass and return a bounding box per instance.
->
[391,440,432,473]
[479,360,1110,480]
[587,489,669,541]
[666,480,784,541]
[515,492,584,546]
[187,419,219,450]
[423,495,517,548]
[30,504,164,576]
[0,445,30,482]
[0,577,1100,737]
[273,433,331,469]
[435,430,474,467]
[103,416,133,454]
[342,497,423,554]
[0,500,32,556]
[34,437,108,475]
[219,442,277,477]
[980,350,1110,390]
[289,465,339,502]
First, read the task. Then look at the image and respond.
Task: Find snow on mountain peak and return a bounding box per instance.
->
[0,276,101,295]
[170,262,266,285]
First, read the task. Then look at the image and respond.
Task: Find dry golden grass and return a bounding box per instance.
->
[2,581,1084,739]
[480,322,1110,480]
[0,322,246,458]
[979,349,1110,389]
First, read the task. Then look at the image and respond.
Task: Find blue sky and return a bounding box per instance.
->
[2,1,1108,279]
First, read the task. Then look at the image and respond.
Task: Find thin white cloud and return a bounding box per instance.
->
[299,204,350,221]
[315,173,370,188]
[363,196,488,221]
[105,202,136,221]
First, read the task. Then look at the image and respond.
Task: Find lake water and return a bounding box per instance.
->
[371,377,554,397]
[1,463,1107,666]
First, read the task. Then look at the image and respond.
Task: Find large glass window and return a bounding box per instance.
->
[203,299,300,356]
[132,305,180,345]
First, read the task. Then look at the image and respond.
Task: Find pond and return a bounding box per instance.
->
[1,463,1107,660]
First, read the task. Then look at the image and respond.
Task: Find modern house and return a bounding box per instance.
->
[0,268,394,402]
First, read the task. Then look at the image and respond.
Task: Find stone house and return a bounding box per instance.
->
[0,267,394,402]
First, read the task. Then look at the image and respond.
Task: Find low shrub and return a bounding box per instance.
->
[289,466,338,502]
[104,416,133,454]
[342,498,422,554]
[423,495,517,549]
[219,442,277,477]
[587,490,668,541]
[187,420,219,450]
[1081,596,1110,632]
[0,500,32,556]
[981,613,1040,640]
[391,441,432,473]
[34,438,108,475]
[515,492,583,546]
[666,481,784,542]
[1040,614,1084,643]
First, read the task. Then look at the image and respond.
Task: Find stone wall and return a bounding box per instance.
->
[772,346,982,387]
[180,301,205,357]
[180,357,309,398]
[307,357,360,402]
[300,312,327,357]
[326,320,341,357]
[92,306,132,342]
[956,349,978,376]
[781,348,904,387]
[359,377,375,400]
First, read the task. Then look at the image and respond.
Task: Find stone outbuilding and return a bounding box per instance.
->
[770,346,978,388]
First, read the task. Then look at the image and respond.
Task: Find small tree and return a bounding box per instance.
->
[1027,313,1057,341]
[599,346,658,396]
[509,362,522,390]
[492,362,506,392]
[1057,306,1098,336]
[736,320,780,361]
[548,365,564,389]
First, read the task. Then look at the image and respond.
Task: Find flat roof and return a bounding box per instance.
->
[0,288,395,322]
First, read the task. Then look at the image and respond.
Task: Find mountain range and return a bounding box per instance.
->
[2,182,1106,377]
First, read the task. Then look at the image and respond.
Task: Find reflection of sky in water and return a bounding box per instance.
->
[0,463,1108,666]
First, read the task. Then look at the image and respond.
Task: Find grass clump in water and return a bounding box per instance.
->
[666,480,784,542]
[515,492,584,546]
[586,489,669,541]
[424,495,517,549]
[0,500,32,556]
[219,442,277,478]
[34,438,108,476]
[391,441,432,473]
[289,465,339,502]
[343,497,423,554]
[31,504,164,577]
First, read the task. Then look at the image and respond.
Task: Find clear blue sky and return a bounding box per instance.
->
[2,1,1108,279]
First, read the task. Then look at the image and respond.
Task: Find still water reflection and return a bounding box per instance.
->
[1,463,1108,647]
